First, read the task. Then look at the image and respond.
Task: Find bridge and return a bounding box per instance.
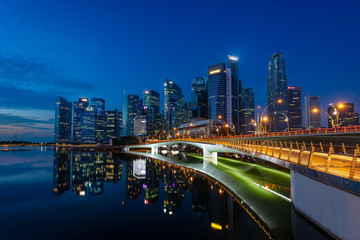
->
[125,129,360,240]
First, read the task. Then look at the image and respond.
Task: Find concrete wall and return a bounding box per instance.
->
[291,170,360,240]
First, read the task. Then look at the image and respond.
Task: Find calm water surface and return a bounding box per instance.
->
[0,148,331,240]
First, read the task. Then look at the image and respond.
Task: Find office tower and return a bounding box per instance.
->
[124,94,142,136]
[122,91,128,136]
[81,106,96,143]
[304,94,321,129]
[287,87,302,131]
[144,90,160,137]
[91,98,106,144]
[240,88,255,134]
[227,55,240,134]
[54,96,72,143]
[184,102,192,123]
[225,68,232,123]
[267,52,288,132]
[106,109,123,140]
[327,103,359,128]
[191,77,208,119]
[164,78,184,132]
[208,63,227,121]
[134,115,147,136]
[73,98,89,143]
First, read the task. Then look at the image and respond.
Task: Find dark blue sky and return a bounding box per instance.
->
[0,0,359,141]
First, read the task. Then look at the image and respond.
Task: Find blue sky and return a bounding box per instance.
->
[0,0,359,142]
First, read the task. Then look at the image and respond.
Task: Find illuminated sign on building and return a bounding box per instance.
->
[81,98,88,102]
[228,55,238,61]
[209,69,221,75]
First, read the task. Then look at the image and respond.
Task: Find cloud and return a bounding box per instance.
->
[0,55,93,110]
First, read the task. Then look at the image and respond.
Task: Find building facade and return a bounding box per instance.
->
[106,109,123,141]
[327,103,359,128]
[73,98,89,143]
[304,94,321,129]
[208,63,227,121]
[54,96,72,143]
[124,94,142,136]
[91,98,106,143]
[267,52,288,132]
[191,77,208,119]
[287,87,302,131]
[240,88,255,135]
[144,90,160,137]
[227,55,240,134]
[134,115,148,137]
[81,106,96,143]
[164,78,184,132]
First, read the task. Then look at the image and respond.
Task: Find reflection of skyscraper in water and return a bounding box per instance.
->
[191,175,209,218]
[208,184,228,234]
[133,159,146,179]
[143,160,160,204]
[53,150,71,196]
[105,153,123,183]
[126,161,141,199]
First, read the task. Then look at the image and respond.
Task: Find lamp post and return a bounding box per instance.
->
[260,99,283,133]
[279,112,290,132]
[312,108,335,128]
[329,103,345,127]
[168,128,177,139]
[262,117,268,133]
[224,124,230,136]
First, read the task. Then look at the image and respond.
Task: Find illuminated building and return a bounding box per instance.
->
[164,78,185,132]
[126,161,141,199]
[327,103,359,128]
[287,87,302,130]
[81,106,96,143]
[133,115,147,136]
[304,94,321,129]
[52,150,71,196]
[208,63,228,121]
[73,98,89,143]
[240,88,255,134]
[144,160,160,204]
[191,77,208,119]
[54,96,72,143]
[144,90,160,137]
[91,98,106,144]
[123,94,142,136]
[267,52,288,132]
[227,55,240,134]
[106,109,123,141]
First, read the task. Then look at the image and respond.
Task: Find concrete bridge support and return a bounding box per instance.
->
[151,146,158,155]
[291,170,360,240]
[203,147,217,165]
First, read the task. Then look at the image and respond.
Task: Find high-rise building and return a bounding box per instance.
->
[267,52,288,132]
[91,98,106,144]
[240,88,255,134]
[287,87,302,131]
[227,55,240,134]
[304,94,321,129]
[144,90,160,137]
[81,106,96,143]
[327,103,359,128]
[134,115,147,136]
[122,91,128,136]
[208,63,227,121]
[191,77,208,119]
[164,78,184,132]
[73,98,89,143]
[184,102,192,123]
[106,109,123,141]
[125,95,142,136]
[54,96,72,143]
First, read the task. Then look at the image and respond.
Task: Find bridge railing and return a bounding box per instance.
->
[188,138,360,181]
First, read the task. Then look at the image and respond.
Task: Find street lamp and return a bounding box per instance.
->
[312,108,335,128]
[260,99,283,133]
[168,128,177,139]
[279,112,290,132]
[329,103,345,127]
[225,124,230,136]
[262,117,268,133]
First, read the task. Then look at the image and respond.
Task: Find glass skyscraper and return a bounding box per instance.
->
[240,88,255,134]
[81,106,96,143]
[304,94,321,129]
[267,52,288,132]
[73,98,89,143]
[54,96,72,143]
[125,94,142,136]
[106,108,123,141]
[208,63,227,121]
[144,90,160,137]
[91,98,106,144]
[164,78,184,132]
[191,77,208,119]
[227,55,240,134]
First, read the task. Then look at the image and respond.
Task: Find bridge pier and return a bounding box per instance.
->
[203,147,217,165]
[291,170,360,240]
[151,146,158,155]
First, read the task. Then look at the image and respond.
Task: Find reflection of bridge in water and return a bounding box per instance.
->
[126,133,360,240]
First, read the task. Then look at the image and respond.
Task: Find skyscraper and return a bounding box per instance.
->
[144,90,160,137]
[133,115,147,136]
[164,78,184,132]
[304,94,321,129]
[208,63,227,121]
[267,52,288,132]
[240,88,255,134]
[227,55,240,134]
[125,95,142,136]
[81,106,96,143]
[54,96,72,143]
[191,77,208,119]
[73,98,89,143]
[106,109,123,140]
[91,98,106,144]
[287,87,302,131]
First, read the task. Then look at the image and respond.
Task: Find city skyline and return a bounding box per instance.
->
[1,0,360,141]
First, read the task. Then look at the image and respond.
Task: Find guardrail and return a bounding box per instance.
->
[188,138,360,181]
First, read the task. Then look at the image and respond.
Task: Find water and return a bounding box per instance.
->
[0,149,332,240]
